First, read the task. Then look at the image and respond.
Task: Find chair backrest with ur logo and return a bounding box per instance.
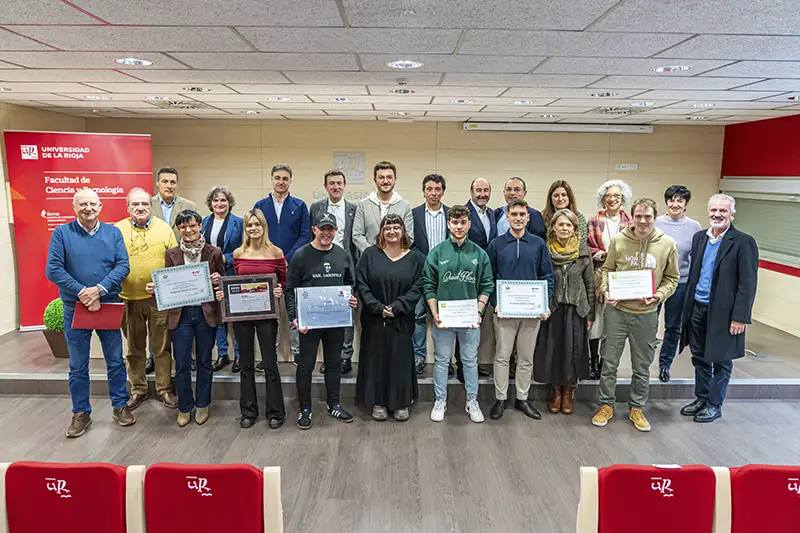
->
[2,461,128,533]
[730,464,800,533]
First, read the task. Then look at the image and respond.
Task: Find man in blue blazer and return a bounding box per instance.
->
[411,174,449,375]
[253,164,310,367]
[466,177,497,250]
[201,186,244,372]
[494,177,547,241]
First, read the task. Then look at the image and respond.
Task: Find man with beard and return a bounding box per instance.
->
[353,160,414,254]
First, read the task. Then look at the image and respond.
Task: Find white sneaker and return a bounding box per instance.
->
[430,399,447,422]
[466,399,484,423]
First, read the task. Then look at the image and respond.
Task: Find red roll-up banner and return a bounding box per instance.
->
[3,131,153,330]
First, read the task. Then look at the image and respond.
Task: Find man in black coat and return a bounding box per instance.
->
[679,194,758,423]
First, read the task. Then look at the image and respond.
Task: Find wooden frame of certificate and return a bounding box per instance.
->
[219,274,279,322]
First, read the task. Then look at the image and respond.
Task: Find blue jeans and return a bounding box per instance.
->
[62,302,129,414]
[215,323,239,360]
[172,306,216,413]
[412,298,427,363]
[657,282,687,369]
[431,326,480,401]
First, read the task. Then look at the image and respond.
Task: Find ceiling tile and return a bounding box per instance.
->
[502,88,646,98]
[429,96,558,106]
[664,101,793,109]
[306,109,423,116]
[308,95,432,104]
[480,105,572,114]
[284,115,376,120]
[237,28,461,54]
[229,84,368,95]
[180,94,308,102]
[0,28,52,51]
[197,102,269,109]
[750,94,800,103]
[692,108,800,117]
[6,26,252,52]
[657,35,800,61]
[264,103,375,110]
[535,57,732,76]
[441,74,602,87]
[591,0,800,35]
[172,52,358,71]
[82,83,236,94]
[549,98,678,108]
[0,81,108,93]
[459,30,688,58]
[415,116,465,121]
[0,1,99,24]
[733,79,800,92]
[515,106,599,114]
[35,100,159,108]
[360,54,545,73]
[588,76,758,90]
[467,112,528,118]
[700,61,800,78]
[342,0,618,30]
[189,114,284,119]
[0,93,77,101]
[624,108,704,116]
[635,90,780,101]
[128,108,229,115]
[367,86,505,97]
[422,112,471,119]
[0,69,138,82]
[0,52,187,69]
[285,72,443,85]
[0,62,21,69]
[374,104,484,112]
[70,0,343,25]
[120,70,288,84]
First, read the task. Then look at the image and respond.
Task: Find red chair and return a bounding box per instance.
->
[576,464,722,533]
[144,463,283,533]
[2,461,128,533]
[731,464,800,533]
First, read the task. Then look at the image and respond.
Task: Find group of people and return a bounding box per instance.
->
[45,161,758,438]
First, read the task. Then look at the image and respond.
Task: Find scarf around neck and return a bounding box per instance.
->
[549,234,580,265]
[180,235,206,261]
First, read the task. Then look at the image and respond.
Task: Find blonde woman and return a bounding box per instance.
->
[232,209,287,429]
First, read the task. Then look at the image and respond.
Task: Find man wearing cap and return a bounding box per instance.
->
[285,211,358,430]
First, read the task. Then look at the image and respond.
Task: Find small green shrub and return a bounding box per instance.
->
[43,298,64,332]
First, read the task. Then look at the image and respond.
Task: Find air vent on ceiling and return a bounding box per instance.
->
[151,100,212,110]
[596,106,643,115]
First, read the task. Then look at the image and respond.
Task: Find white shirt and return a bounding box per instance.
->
[327,199,346,248]
[707,225,730,244]
[603,214,622,249]
[425,205,447,250]
[379,200,390,219]
[470,200,491,241]
[209,217,224,246]
[273,194,285,220]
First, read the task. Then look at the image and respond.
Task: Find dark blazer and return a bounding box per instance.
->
[465,200,497,250]
[201,212,243,275]
[164,245,225,330]
[679,225,759,363]
[494,205,547,241]
[411,203,449,256]
[252,194,310,264]
[151,194,197,242]
[309,197,358,264]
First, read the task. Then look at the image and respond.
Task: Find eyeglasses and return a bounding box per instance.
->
[130,227,149,255]
[604,194,622,200]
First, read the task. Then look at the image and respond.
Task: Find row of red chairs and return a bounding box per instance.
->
[576,464,800,533]
[0,462,283,533]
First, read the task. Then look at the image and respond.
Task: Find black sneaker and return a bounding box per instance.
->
[327,404,354,423]
[297,408,312,430]
[340,359,352,375]
[659,367,670,383]
[256,361,265,372]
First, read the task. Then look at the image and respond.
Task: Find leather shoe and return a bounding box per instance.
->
[231,359,240,373]
[659,367,670,383]
[212,355,230,372]
[190,361,197,372]
[680,398,707,416]
[127,393,147,411]
[268,417,285,429]
[515,399,542,420]
[490,400,506,420]
[255,361,265,372]
[694,405,722,423]
[159,392,179,409]
[478,366,490,377]
[415,358,425,375]
[319,362,326,374]
[145,356,155,375]
[240,417,256,429]
[340,359,352,375]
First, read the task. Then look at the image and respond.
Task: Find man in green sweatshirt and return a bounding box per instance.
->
[592,198,679,432]
[423,205,494,424]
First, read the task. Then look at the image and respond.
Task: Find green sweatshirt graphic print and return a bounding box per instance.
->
[423,238,494,303]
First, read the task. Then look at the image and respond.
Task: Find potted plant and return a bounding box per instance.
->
[42,298,70,358]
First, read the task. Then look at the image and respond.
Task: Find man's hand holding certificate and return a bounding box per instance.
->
[496,280,549,319]
[607,270,656,302]
[437,299,480,329]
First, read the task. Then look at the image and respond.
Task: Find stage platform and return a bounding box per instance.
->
[1,320,799,402]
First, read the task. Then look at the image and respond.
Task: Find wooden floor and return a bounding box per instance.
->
[1,396,799,533]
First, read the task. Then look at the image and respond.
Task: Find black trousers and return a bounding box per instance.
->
[688,302,733,408]
[233,320,284,420]
[296,327,345,409]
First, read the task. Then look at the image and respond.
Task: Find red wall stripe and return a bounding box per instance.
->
[722,115,800,177]
[759,260,800,278]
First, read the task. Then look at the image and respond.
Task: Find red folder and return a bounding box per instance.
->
[71,302,125,330]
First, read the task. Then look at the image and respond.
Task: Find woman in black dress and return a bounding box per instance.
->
[534,209,595,415]
[356,214,424,421]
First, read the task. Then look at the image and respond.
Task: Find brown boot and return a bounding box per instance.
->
[561,386,576,415]
[548,385,562,413]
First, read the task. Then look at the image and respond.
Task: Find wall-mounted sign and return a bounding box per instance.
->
[333,152,366,184]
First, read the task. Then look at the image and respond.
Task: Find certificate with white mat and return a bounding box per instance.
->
[437,299,479,328]
[496,280,549,318]
[607,270,656,300]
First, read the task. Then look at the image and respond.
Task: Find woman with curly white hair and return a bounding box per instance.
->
[586,179,633,378]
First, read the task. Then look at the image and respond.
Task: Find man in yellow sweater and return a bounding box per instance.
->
[115,188,178,410]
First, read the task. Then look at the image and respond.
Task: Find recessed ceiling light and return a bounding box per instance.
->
[786,95,800,100]
[84,95,109,100]
[0,87,11,92]
[389,112,409,116]
[652,65,690,73]
[686,116,711,120]
[688,103,715,108]
[90,109,101,113]
[267,97,291,102]
[541,114,559,118]
[114,57,153,66]
[512,100,535,105]
[386,59,424,69]
[332,97,351,102]
[241,110,261,115]
[389,88,416,95]
[630,101,654,107]
[452,99,474,104]
[590,92,618,98]
[182,86,211,92]
[145,95,170,101]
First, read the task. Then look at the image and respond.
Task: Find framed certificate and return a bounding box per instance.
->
[608,270,656,300]
[152,262,215,311]
[437,299,479,328]
[296,285,353,330]
[496,280,549,318]
[219,274,279,322]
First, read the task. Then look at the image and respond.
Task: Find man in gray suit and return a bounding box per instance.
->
[310,169,358,374]
[353,161,414,254]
